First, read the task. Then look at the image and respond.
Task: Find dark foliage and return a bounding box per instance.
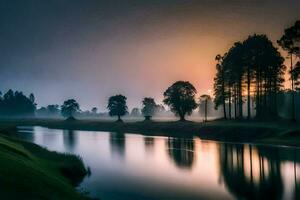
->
[214,34,285,120]
[141,97,157,120]
[0,89,36,117]
[163,81,197,121]
[61,99,80,119]
[107,94,128,122]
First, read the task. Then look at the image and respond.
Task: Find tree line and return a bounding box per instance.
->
[214,20,300,121]
[1,20,299,122]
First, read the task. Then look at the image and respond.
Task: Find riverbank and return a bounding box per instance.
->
[1,118,300,146]
[0,126,90,200]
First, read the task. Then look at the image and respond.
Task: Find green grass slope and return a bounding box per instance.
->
[0,133,90,200]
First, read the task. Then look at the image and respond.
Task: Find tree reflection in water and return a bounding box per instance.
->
[144,137,155,154]
[109,132,126,158]
[166,137,195,169]
[219,144,285,200]
[63,129,77,150]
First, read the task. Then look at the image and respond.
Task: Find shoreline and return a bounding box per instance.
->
[0,124,91,200]
[1,118,300,147]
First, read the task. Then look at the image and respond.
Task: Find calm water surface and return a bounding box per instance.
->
[17,126,300,200]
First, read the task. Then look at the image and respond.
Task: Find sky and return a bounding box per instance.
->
[0,0,300,111]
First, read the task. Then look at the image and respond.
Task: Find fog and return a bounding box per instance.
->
[1,0,300,111]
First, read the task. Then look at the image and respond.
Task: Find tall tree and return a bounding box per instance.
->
[278,20,300,121]
[107,94,128,122]
[244,34,285,118]
[213,34,285,120]
[214,54,227,119]
[223,42,245,119]
[199,94,211,122]
[163,81,197,121]
[61,99,80,119]
[141,97,157,120]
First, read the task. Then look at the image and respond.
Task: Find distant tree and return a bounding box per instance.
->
[141,97,157,120]
[155,104,166,113]
[61,99,80,119]
[0,89,36,117]
[163,81,198,121]
[107,94,128,122]
[91,107,98,114]
[199,95,211,122]
[47,104,60,115]
[36,107,47,115]
[278,21,300,121]
[130,107,141,117]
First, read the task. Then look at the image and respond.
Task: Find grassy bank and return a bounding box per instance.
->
[0,126,90,200]
[1,118,300,146]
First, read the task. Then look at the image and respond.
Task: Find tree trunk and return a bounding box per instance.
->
[222,77,227,119]
[256,70,261,118]
[234,86,237,119]
[291,53,296,121]
[179,113,185,121]
[247,66,251,119]
[229,88,232,119]
[223,102,227,119]
[205,99,208,122]
[238,80,243,119]
[117,115,122,122]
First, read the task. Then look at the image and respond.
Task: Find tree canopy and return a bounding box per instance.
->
[141,97,157,120]
[213,34,285,120]
[61,99,80,119]
[0,89,36,117]
[163,81,197,121]
[107,94,128,122]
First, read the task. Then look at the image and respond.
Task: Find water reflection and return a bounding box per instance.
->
[166,138,195,169]
[219,144,283,200]
[109,132,126,158]
[144,137,155,154]
[16,127,300,200]
[63,129,77,150]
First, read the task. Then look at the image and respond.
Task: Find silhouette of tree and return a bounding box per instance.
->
[61,99,80,119]
[292,62,300,90]
[163,81,197,121]
[278,20,300,121]
[130,107,141,117]
[107,94,128,122]
[223,42,245,119]
[214,34,285,120]
[199,94,211,122]
[47,104,60,115]
[91,107,98,114]
[244,34,285,118]
[36,104,60,118]
[214,54,227,119]
[141,97,157,120]
[0,89,36,117]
